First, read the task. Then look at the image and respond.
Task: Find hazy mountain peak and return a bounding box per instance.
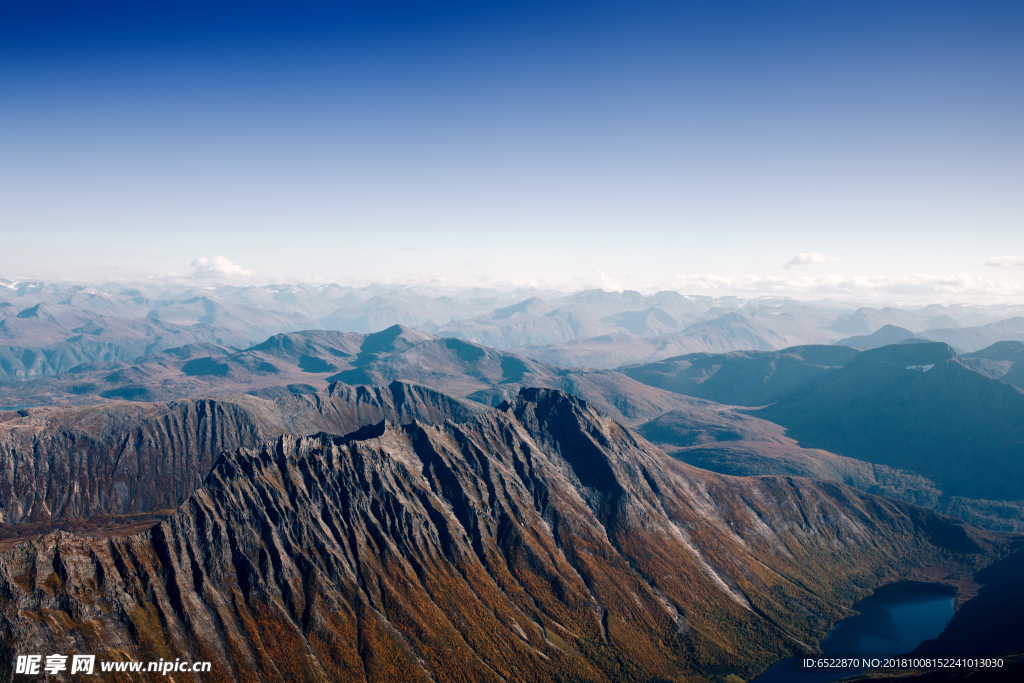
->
[489,296,550,319]
[967,340,1024,361]
[835,324,923,349]
[849,340,957,367]
[358,323,437,354]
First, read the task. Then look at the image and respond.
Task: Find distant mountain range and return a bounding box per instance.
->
[6,325,1023,532]
[5,280,1024,372]
[620,345,859,406]
[0,326,734,431]
[962,340,1024,391]
[833,319,1024,352]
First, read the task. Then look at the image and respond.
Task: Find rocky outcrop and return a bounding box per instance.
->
[0,390,1002,682]
[0,381,486,542]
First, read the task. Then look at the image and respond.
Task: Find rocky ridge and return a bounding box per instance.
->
[0,389,1005,682]
[0,381,486,547]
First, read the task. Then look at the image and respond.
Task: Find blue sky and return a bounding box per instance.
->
[2,0,1023,300]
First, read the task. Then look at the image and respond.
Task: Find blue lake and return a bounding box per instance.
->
[751,581,956,683]
[0,405,42,411]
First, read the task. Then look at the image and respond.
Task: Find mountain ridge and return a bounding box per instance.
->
[0,380,487,548]
[0,389,1007,682]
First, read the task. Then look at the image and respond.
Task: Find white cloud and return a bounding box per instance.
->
[783,252,839,268]
[671,272,1024,302]
[595,270,624,292]
[190,256,255,280]
[983,255,1024,270]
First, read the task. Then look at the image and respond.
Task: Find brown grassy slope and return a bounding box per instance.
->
[0,390,1008,683]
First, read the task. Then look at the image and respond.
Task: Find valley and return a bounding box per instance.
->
[2,282,1024,681]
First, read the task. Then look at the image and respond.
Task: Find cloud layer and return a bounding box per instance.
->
[671,272,1024,301]
[983,255,1024,270]
[783,252,839,268]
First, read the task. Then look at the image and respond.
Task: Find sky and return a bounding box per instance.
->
[2,0,1023,301]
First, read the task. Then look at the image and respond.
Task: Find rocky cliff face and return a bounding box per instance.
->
[0,390,1001,682]
[0,381,486,544]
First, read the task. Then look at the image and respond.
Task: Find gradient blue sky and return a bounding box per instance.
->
[2,0,1023,300]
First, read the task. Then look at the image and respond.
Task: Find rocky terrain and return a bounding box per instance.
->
[8,329,1024,532]
[0,381,486,548]
[0,389,1007,683]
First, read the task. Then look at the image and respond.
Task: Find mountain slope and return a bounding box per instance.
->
[962,340,1024,391]
[324,332,715,425]
[0,381,487,547]
[755,343,1024,501]
[618,343,1024,531]
[620,345,859,406]
[835,325,925,349]
[0,304,233,381]
[0,390,1003,683]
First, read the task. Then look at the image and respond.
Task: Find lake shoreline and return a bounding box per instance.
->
[750,580,958,683]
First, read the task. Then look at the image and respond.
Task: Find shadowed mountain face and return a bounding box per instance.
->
[755,343,1024,501]
[620,343,1024,531]
[963,340,1024,391]
[635,407,1024,533]
[620,345,859,407]
[0,381,487,547]
[0,390,1003,683]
